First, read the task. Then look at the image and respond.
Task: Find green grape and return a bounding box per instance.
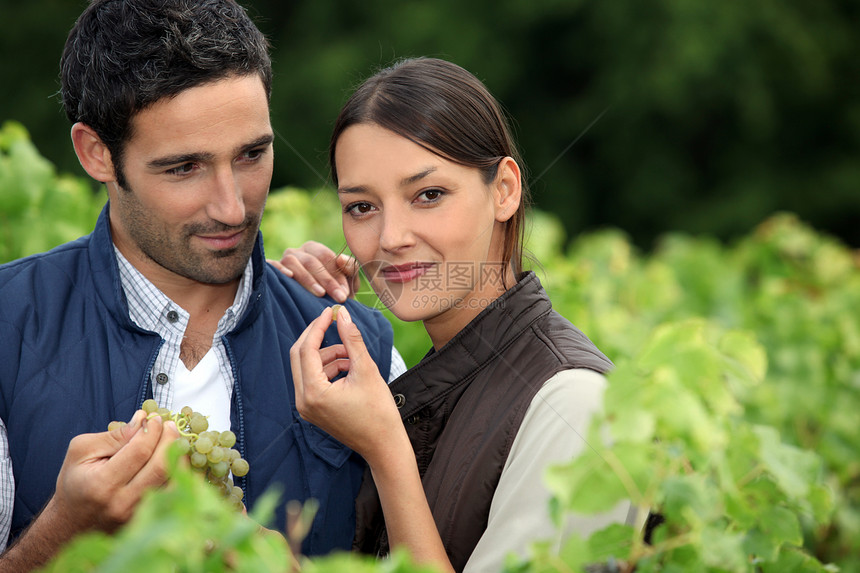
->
[199,431,218,445]
[195,435,214,454]
[106,404,249,511]
[190,451,208,468]
[175,437,192,456]
[209,460,230,478]
[218,430,236,448]
[229,495,244,512]
[207,446,225,463]
[231,458,250,477]
[189,414,208,434]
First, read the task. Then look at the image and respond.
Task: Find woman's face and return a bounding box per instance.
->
[334,123,520,347]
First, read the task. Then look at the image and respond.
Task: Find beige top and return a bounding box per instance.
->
[464,368,638,572]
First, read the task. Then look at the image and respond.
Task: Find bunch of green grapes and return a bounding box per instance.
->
[108,399,249,511]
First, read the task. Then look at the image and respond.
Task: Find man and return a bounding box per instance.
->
[0,1,398,570]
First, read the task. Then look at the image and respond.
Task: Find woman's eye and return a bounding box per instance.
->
[418,189,443,202]
[345,202,375,215]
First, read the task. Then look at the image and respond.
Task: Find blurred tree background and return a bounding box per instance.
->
[1,0,857,250]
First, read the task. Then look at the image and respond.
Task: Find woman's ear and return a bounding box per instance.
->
[70,123,117,184]
[493,156,522,223]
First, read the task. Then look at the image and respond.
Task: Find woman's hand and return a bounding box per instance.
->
[289,304,404,464]
[290,305,454,572]
[268,241,360,303]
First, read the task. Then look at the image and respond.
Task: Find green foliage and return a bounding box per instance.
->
[0,121,104,263]
[39,447,293,573]
[301,549,441,573]
[533,213,859,571]
[532,320,834,572]
[39,448,440,573]
[3,127,857,571]
[260,188,347,256]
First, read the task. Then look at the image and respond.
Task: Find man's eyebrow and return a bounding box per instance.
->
[239,134,275,154]
[146,134,275,170]
[147,151,214,170]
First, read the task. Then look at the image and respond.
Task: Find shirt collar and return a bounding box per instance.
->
[114,247,253,338]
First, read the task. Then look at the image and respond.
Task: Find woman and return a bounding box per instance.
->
[289,57,634,572]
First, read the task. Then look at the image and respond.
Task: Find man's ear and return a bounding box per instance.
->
[70,123,117,183]
[493,156,522,223]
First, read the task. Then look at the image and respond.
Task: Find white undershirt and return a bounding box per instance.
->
[172,348,231,433]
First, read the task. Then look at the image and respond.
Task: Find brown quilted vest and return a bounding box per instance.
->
[353,272,612,571]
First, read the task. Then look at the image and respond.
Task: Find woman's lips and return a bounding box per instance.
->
[379,262,435,284]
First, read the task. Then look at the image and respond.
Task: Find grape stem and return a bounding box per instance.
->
[145,411,205,441]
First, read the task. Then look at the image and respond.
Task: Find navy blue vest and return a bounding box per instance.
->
[0,204,393,554]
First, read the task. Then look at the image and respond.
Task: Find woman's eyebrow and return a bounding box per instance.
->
[338,166,438,194]
[401,166,436,186]
[337,185,366,195]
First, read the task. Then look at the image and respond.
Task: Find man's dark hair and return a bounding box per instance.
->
[60,0,272,188]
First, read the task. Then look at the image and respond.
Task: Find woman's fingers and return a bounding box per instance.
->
[290,306,335,409]
[333,305,375,376]
[322,358,351,380]
[334,253,361,296]
[318,343,348,366]
[277,242,354,302]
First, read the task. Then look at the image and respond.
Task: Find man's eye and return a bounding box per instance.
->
[167,163,195,176]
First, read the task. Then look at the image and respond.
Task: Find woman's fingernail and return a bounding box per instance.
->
[312,284,325,297]
[333,288,347,302]
[339,305,352,324]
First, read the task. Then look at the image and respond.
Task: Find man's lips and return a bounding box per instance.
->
[196,230,245,250]
[379,262,435,284]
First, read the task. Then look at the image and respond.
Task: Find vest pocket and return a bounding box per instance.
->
[298,419,352,468]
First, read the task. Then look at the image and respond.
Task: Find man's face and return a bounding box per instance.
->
[108,74,274,286]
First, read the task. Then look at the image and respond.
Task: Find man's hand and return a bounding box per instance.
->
[0,410,179,572]
[268,241,360,303]
[52,410,179,532]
